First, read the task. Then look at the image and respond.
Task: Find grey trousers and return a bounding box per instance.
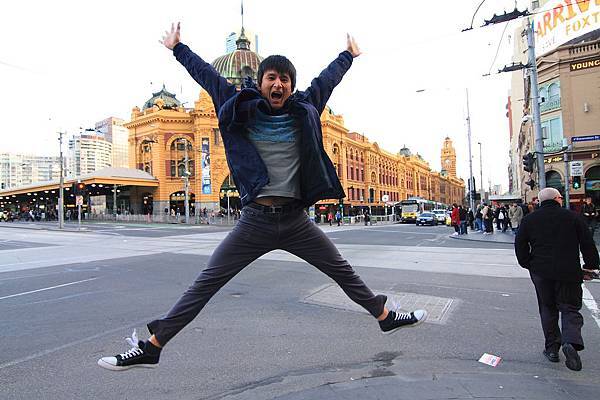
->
[148,203,387,345]
[530,272,584,351]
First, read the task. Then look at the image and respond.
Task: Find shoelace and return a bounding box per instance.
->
[393,311,412,321]
[119,329,143,359]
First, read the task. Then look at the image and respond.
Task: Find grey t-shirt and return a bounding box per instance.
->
[247,110,301,199]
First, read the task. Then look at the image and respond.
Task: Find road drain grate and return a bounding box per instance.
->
[302,285,455,324]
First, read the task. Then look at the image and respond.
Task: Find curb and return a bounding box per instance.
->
[448,234,514,245]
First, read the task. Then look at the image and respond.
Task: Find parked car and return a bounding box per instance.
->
[416,212,437,226]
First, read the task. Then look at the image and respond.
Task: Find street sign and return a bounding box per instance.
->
[570,161,584,176]
[76,195,83,206]
[381,194,389,202]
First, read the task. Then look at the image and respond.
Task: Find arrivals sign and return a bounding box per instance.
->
[534,0,600,56]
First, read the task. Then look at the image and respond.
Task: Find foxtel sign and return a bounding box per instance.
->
[534,0,600,56]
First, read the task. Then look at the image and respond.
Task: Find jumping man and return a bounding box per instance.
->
[98,22,427,371]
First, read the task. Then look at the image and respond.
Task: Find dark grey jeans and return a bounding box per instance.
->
[530,272,584,351]
[148,203,387,345]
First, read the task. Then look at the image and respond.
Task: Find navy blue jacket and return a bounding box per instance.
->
[172,43,351,207]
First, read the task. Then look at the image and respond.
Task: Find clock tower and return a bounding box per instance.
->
[441,137,457,178]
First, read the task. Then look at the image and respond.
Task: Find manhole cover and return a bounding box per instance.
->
[302,285,456,324]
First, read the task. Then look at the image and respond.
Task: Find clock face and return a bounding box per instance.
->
[445,159,451,165]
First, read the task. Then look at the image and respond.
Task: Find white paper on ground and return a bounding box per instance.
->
[478,353,502,367]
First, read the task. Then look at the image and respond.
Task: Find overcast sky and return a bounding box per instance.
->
[1,0,532,192]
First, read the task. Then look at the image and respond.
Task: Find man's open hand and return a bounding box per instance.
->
[160,22,180,50]
[346,33,361,58]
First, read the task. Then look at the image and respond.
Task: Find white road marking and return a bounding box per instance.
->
[0,277,97,301]
[582,283,600,330]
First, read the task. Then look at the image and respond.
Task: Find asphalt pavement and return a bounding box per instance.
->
[1,221,599,400]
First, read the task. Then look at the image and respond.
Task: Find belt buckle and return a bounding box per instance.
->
[268,205,282,214]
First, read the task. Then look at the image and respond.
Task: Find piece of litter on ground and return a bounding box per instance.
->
[478,353,502,367]
[534,375,539,378]
[499,386,504,389]
[501,294,510,297]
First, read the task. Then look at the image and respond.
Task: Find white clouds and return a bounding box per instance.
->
[0,0,529,191]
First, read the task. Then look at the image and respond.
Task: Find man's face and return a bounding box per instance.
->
[586,198,592,204]
[259,69,292,110]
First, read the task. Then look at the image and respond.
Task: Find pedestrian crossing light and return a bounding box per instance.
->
[573,176,581,190]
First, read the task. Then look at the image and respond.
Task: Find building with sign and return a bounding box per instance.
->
[509,1,600,207]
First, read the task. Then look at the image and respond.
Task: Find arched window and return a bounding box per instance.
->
[548,82,560,101]
[546,170,564,195]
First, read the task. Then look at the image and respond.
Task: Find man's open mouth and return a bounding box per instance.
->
[271,92,282,100]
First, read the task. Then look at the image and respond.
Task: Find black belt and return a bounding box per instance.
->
[247,201,304,214]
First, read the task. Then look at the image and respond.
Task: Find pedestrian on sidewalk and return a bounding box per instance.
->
[515,187,599,372]
[451,204,460,235]
[474,205,483,232]
[97,23,427,372]
[458,205,468,235]
[508,202,523,234]
[581,196,597,240]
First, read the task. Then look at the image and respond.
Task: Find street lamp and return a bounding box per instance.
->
[58,131,65,229]
[478,142,484,204]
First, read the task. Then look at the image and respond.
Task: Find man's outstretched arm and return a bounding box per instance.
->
[305,34,361,114]
[160,22,236,112]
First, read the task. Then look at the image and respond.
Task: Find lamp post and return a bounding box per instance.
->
[58,131,65,229]
[465,89,475,212]
[478,141,484,204]
[177,138,191,224]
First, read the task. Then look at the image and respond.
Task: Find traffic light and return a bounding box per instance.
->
[522,152,535,173]
[573,176,581,190]
[74,182,86,195]
[526,179,536,190]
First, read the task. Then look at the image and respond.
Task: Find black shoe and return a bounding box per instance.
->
[543,349,559,363]
[379,309,427,334]
[562,343,582,371]
[98,330,160,371]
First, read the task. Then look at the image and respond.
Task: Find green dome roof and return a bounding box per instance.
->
[143,85,182,111]
[211,29,263,87]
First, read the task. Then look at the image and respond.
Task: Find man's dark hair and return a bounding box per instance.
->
[257,55,297,90]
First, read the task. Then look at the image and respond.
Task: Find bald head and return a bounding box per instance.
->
[538,187,561,203]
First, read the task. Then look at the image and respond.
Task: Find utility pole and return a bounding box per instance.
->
[478,142,484,204]
[113,184,117,221]
[525,22,546,190]
[564,145,571,209]
[58,131,65,229]
[466,89,475,212]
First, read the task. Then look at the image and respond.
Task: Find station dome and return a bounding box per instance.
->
[211,28,263,87]
[142,84,182,111]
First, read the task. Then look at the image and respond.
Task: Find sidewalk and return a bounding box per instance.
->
[450,230,515,244]
[450,228,600,247]
[270,371,598,400]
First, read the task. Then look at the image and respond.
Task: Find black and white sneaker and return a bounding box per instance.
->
[97,330,160,371]
[379,309,427,334]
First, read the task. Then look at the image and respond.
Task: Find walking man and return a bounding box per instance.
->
[97,23,427,371]
[515,188,599,371]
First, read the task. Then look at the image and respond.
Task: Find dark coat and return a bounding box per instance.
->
[172,43,350,207]
[515,200,599,282]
